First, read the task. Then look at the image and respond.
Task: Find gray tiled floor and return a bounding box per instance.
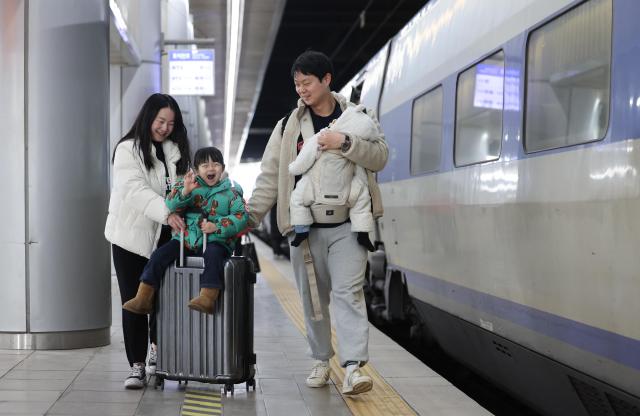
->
[0,239,491,415]
[252,239,492,416]
[0,252,353,415]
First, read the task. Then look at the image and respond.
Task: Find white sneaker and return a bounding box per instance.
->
[147,346,157,375]
[342,368,372,395]
[306,361,331,388]
[124,363,146,389]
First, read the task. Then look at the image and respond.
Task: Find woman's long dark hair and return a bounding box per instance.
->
[112,93,191,175]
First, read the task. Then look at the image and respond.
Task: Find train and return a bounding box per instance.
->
[337,0,640,414]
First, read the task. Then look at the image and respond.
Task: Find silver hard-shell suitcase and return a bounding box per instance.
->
[154,240,256,394]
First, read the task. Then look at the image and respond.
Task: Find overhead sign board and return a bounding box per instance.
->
[168,49,215,96]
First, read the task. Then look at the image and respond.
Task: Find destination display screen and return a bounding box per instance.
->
[168,49,215,96]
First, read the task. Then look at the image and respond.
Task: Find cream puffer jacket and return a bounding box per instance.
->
[288,105,379,232]
[248,92,388,235]
[104,139,181,259]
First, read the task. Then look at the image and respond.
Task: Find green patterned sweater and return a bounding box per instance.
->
[165,176,248,253]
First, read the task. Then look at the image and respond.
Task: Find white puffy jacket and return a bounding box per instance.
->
[104,139,181,259]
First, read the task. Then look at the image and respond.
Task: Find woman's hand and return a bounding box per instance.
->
[182,170,200,195]
[167,213,186,233]
[200,219,218,234]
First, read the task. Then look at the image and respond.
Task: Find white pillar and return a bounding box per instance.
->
[0,0,111,348]
[0,0,28,334]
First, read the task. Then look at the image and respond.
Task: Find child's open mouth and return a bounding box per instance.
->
[207,174,216,181]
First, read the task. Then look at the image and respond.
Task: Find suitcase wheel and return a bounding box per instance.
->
[154,376,165,390]
[224,383,234,395]
[246,378,256,391]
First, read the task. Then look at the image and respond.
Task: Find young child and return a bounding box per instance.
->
[123,146,248,315]
[288,104,378,250]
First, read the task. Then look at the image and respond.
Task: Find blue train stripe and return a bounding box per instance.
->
[397,265,640,371]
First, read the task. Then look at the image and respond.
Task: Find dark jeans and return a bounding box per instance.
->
[112,226,172,367]
[140,239,229,290]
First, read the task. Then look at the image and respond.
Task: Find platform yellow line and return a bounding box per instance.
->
[259,255,418,416]
[182,406,222,415]
[181,410,221,416]
[181,389,223,416]
[184,399,221,408]
[185,392,221,401]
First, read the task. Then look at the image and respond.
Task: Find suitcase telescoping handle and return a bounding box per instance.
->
[179,229,206,267]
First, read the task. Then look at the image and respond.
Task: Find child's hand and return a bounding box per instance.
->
[182,170,200,195]
[200,219,218,234]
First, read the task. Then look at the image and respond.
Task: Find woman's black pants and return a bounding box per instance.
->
[112,227,171,367]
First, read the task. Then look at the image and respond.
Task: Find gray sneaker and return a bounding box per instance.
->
[124,363,146,389]
[342,368,372,395]
[306,361,331,388]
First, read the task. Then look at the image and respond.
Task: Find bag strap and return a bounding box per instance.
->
[301,240,323,321]
[280,109,295,136]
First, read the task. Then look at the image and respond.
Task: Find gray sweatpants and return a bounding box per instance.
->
[289,222,369,367]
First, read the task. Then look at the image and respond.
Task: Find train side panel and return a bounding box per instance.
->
[373,0,640,410]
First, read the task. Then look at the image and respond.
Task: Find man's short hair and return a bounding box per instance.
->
[290,50,334,85]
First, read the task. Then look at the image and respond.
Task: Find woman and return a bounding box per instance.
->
[104,93,191,389]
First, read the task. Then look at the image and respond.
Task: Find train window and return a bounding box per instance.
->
[455,51,505,166]
[525,0,612,153]
[411,86,443,175]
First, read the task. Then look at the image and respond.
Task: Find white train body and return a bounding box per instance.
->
[341,0,640,413]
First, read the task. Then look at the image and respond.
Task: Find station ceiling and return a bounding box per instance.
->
[239,0,428,162]
[190,0,285,166]
[187,0,426,165]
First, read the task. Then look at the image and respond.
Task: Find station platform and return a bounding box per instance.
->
[0,239,490,416]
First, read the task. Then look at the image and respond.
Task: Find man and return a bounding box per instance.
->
[248,50,387,395]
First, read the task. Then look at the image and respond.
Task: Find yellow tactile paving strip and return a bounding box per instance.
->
[181,389,223,415]
[260,256,418,416]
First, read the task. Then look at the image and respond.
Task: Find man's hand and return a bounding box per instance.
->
[317,130,345,151]
[200,219,218,234]
[182,170,200,196]
[167,213,186,233]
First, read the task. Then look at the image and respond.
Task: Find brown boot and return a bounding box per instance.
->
[122,282,155,315]
[188,288,220,314]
